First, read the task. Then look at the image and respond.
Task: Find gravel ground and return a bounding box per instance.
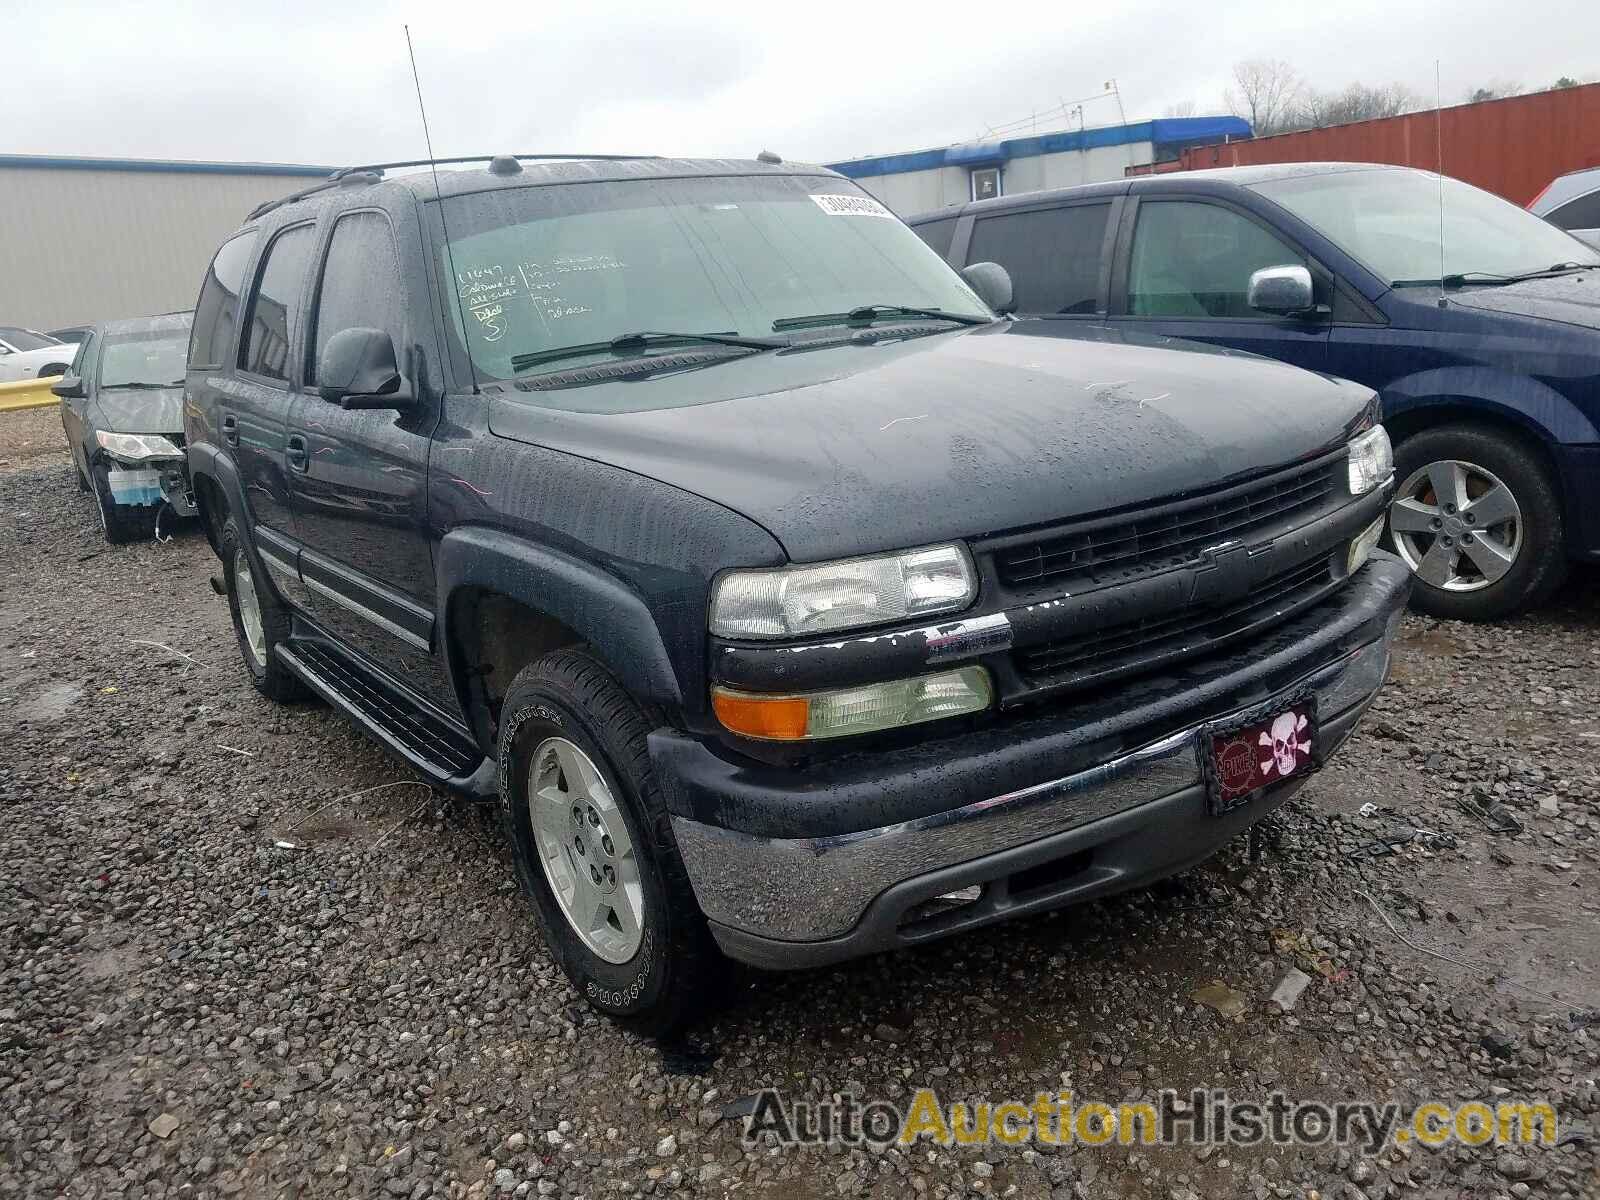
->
[1,408,1597,1200]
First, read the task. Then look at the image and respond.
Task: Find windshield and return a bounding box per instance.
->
[0,327,59,352]
[99,326,190,388]
[438,174,991,382]
[1251,169,1600,286]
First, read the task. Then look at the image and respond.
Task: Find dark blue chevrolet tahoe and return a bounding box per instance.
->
[186,155,1407,1032]
[912,163,1600,621]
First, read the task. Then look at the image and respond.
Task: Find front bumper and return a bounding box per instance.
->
[657,554,1410,969]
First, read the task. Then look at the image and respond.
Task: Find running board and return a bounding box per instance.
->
[275,639,496,799]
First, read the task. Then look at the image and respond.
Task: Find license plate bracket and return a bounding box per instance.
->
[1201,693,1319,815]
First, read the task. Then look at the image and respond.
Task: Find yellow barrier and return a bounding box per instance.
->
[0,375,62,414]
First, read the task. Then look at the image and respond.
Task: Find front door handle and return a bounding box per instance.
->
[286,434,308,473]
[221,414,238,447]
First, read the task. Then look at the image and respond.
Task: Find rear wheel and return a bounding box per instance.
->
[220,517,308,702]
[497,649,720,1036]
[1388,425,1566,621]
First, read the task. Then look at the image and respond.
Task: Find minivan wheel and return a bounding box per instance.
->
[497,649,720,1037]
[219,517,309,702]
[1388,425,1565,621]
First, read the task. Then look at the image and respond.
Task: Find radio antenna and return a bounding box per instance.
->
[1435,60,1447,307]
[404,25,476,391]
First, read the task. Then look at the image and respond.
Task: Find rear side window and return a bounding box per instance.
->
[967,204,1110,315]
[239,224,316,383]
[913,216,959,259]
[189,232,257,370]
[310,212,406,382]
[1549,190,1600,232]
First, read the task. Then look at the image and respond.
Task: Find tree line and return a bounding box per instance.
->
[1207,61,1593,137]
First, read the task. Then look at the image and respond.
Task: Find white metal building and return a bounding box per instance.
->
[0,155,332,330]
[826,116,1251,215]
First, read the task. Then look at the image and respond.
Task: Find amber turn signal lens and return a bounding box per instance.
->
[711,689,811,740]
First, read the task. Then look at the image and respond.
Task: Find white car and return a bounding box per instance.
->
[0,327,78,382]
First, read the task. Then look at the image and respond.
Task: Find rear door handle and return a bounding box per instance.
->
[286,434,308,473]
[221,414,238,447]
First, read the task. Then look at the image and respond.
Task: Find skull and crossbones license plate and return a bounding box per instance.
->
[1204,700,1317,814]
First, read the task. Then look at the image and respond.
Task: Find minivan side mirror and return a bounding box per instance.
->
[1248,264,1316,316]
[961,261,1016,315]
[51,375,86,399]
[317,327,411,410]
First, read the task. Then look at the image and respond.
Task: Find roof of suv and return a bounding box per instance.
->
[907,161,1416,223]
[253,155,842,222]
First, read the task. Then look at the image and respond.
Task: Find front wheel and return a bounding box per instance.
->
[497,650,720,1036]
[1387,425,1566,621]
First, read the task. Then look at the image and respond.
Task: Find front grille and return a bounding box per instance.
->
[993,454,1341,591]
[1016,556,1337,688]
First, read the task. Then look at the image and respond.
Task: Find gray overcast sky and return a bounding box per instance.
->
[4,0,1594,168]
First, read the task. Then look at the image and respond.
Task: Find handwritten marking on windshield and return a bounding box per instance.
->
[1083,380,1132,390]
[880,414,929,432]
[1139,392,1171,410]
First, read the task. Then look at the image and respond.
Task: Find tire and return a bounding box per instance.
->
[1387,424,1566,621]
[219,517,308,702]
[38,364,70,379]
[89,462,156,544]
[497,649,720,1037]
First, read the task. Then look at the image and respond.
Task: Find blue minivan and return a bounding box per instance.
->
[910,163,1600,620]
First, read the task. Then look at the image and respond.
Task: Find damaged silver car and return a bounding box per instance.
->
[55,311,196,543]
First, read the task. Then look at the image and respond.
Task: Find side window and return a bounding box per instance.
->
[912,217,959,259]
[1128,201,1305,319]
[239,224,316,383]
[310,212,406,382]
[69,333,95,379]
[189,232,258,370]
[1548,191,1600,232]
[967,204,1110,315]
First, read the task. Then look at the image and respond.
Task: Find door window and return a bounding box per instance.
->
[1128,201,1305,318]
[912,216,959,259]
[309,212,406,382]
[1549,190,1600,232]
[967,204,1110,315]
[189,232,258,370]
[239,225,315,383]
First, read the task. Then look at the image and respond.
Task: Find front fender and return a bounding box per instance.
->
[1381,365,1600,444]
[436,526,686,718]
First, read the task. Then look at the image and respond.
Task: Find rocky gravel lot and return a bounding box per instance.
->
[1,407,1596,1200]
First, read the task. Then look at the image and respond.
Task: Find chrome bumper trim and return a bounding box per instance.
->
[672,628,1394,943]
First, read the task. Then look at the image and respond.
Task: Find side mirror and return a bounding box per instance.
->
[1248,264,1316,316]
[317,327,411,410]
[51,375,86,399]
[961,261,1016,315]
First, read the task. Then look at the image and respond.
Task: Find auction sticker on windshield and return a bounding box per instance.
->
[810,193,895,218]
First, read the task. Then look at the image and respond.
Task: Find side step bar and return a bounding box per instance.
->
[275,638,496,799]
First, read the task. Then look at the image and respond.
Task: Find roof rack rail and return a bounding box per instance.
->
[327,153,658,180]
[244,153,659,222]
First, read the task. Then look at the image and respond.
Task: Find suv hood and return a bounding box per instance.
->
[488,323,1374,563]
[1441,270,1600,332]
[94,386,184,436]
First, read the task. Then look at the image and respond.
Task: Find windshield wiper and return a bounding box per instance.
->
[511,330,785,373]
[1393,262,1594,289]
[772,304,991,332]
[104,381,178,390]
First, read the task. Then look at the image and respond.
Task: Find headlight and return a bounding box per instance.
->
[711,544,976,639]
[1347,425,1393,495]
[1347,515,1385,575]
[96,430,182,460]
[712,667,993,741]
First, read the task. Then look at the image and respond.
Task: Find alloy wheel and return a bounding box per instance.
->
[234,548,268,668]
[528,736,645,964]
[1389,458,1522,593]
